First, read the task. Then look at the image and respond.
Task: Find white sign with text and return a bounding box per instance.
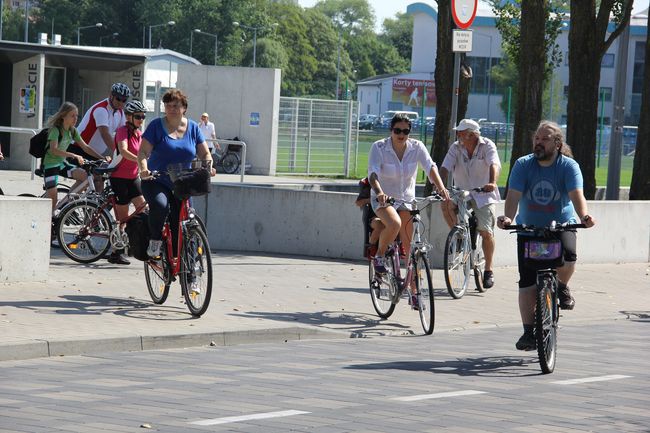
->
[452,30,473,52]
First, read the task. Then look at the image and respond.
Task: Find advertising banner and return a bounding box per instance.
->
[391,78,436,108]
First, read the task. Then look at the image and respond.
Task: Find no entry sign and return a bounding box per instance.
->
[452,0,478,30]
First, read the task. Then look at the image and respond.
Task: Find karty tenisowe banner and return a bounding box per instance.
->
[391,78,436,108]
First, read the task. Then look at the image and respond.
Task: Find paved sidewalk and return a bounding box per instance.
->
[1,246,648,361]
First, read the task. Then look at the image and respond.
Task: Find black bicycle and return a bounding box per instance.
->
[504,221,586,374]
[213,143,242,174]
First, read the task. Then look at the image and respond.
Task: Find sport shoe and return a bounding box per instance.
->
[147,240,162,258]
[373,256,388,274]
[515,332,536,351]
[558,285,575,310]
[483,270,494,289]
[108,252,130,265]
[189,280,201,295]
[409,293,419,311]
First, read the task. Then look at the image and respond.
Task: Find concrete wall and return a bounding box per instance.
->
[9,54,44,171]
[0,196,51,282]
[196,184,650,266]
[177,64,281,175]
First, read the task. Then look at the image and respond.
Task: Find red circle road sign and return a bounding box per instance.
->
[452,0,478,29]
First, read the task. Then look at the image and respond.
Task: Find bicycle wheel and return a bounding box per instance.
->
[368,258,397,319]
[144,247,171,304]
[57,201,112,263]
[444,226,471,299]
[221,152,240,174]
[473,232,487,292]
[414,252,435,335]
[180,224,213,317]
[536,273,558,374]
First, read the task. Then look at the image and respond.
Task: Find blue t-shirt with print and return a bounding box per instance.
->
[142,117,205,188]
[508,153,583,226]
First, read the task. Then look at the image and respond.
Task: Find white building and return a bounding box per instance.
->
[357,1,649,125]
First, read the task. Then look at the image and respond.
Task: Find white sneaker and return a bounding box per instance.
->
[147,240,162,258]
[189,280,201,295]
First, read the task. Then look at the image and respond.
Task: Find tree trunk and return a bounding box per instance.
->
[629,12,650,199]
[458,54,471,120]
[567,1,633,199]
[424,0,453,196]
[506,0,547,194]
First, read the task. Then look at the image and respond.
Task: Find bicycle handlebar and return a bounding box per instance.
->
[503,222,587,233]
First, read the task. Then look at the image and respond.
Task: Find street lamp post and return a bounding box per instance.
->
[192,29,218,66]
[148,21,175,49]
[23,0,29,42]
[99,32,119,47]
[232,21,278,67]
[76,22,103,46]
[335,28,341,100]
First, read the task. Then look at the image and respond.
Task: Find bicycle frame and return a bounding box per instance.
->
[160,198,192,278]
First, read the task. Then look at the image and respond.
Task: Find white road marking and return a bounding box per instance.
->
[392,390,487,402]
[190,410,311,426]
[551,374,632,385]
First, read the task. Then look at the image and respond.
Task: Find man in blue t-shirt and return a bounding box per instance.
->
[497,121,596,351]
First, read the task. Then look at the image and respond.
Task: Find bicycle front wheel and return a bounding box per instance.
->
[536,274,558,374]
[221,152,240,174]
[473,232,487,292]
[145,247,171,304]
[414,252,435,335]
[444,226,470,299]
[180,225,213,317]
[369,259,397,319]
[57,201,112,263]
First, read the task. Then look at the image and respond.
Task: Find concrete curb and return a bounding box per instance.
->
[0,327,351,362]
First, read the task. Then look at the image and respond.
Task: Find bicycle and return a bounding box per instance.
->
[369,194,443,335]
[504,221,586,374]
[144,161,213,317]
[443,186,487,299]
[213,143,241,174]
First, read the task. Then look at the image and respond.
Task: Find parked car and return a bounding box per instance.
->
[358,114,378,130]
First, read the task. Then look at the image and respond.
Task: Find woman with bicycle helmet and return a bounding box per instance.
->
[137,89,215,258]
[107,99,147,265]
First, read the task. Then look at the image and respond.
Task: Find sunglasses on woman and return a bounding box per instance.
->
[132,114,146,120]
[392,127,410,135]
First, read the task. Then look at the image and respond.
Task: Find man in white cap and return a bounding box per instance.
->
[440,118,501,289]
[199,112,220,154]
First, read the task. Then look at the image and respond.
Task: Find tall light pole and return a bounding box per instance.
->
[192,29,218,65]
[99,32,119,47]
[148,21,175,49]
[76,22,102,46]
[23,0,29,42]
[232,21,278,67]
[335,27,341,100]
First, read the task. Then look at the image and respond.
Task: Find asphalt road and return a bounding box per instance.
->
[1,318,648,433]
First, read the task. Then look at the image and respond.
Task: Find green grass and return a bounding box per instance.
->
[277,130,634,187]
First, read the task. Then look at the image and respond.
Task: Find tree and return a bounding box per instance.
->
[629,12,650,200]
[424,0,453,196]
[567,0,633,199]
[303,8,344,98]
[313,0,375,34]
[380,12,413,69]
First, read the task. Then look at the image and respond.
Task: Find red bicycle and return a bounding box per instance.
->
[144,162,213,317]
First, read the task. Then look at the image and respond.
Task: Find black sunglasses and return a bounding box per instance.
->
[132,114,146,120]
[392,127,411,135]
[113,95,128,103]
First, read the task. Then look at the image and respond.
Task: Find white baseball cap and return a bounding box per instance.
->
[454,119,480,132]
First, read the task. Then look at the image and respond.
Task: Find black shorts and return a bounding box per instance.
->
[517,231,577,288]
[43,161,77,189]
[110,177,142,205]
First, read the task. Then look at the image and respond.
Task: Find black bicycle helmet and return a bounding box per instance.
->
[111,82,131,98]
[124,100,146,114]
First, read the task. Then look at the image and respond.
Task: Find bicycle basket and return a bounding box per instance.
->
[523,237,564,270]
[167,160,212,200]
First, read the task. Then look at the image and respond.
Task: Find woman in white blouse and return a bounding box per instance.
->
[368,114,450,289]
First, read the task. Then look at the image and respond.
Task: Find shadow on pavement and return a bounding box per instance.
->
[0,294,191,320]
[620,310,650,322]
[344,356,539,377]
[228,309,415,336]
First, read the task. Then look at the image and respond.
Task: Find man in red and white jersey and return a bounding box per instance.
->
[70,82,130,160]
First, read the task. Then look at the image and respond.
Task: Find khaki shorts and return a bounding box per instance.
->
[469,200,496,235]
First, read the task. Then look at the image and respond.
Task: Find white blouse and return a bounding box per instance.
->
[368,137,436,203]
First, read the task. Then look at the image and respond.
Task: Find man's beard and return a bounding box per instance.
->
[534,145,554,161]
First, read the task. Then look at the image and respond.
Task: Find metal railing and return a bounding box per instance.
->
[207,138,247,183]
[0,126,40,180]
[277,97,359,177]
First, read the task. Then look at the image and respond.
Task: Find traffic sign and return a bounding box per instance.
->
[452,0,478,30]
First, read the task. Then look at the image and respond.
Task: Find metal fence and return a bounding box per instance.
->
[276,97,359,176]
